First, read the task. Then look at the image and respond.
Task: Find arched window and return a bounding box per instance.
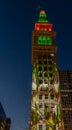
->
[42,36,46,44]
[47,37,52,45]
[38,36,42,44]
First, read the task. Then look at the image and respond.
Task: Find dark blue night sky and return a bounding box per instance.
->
[0,0,72,130]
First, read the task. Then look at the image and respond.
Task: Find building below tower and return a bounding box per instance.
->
[59,70,72,130]
[0,102,11,130]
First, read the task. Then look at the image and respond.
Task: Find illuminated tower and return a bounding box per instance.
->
[31,10,64,130]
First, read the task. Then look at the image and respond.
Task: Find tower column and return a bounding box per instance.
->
[30,10,64,130]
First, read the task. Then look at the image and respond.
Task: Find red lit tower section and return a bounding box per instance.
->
[35,22,52,31]
[30,10,64,130]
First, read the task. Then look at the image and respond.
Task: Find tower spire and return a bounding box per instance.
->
[38,10,48,23]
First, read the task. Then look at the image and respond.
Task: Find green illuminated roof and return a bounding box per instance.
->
[38,10,48,23]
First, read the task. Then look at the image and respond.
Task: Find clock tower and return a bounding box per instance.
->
[31,10,64,130]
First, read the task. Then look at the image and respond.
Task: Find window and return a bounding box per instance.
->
[50,80,54,84]
[39,125,42,130]
[44,103,48,108]
[39,60,42,64]
[44,67,47,71]
[38,55,42,59]
[39,80,43,84]
[38,36,42,45]
[49,73,52,77]
[46,125,48,130]
[39,66,42,71]
[48,55,51,59]
[45,94,48,99]
[44,60,47,65]
[44,73,47,77]
[39,95,42,99]
[43,36,46,44]
[50,94,54,99]
[38,72,42,77]
[47,37,52,45]
[39,103,42,108]
[43,55,47,59]
[48,66,52,71]
[48,61,52,65]
[51,103,54,108]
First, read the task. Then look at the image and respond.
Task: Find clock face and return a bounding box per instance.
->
[37,36,52,45]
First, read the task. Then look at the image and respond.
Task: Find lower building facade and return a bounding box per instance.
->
[0,102,11,130]
[59,70,72,130]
